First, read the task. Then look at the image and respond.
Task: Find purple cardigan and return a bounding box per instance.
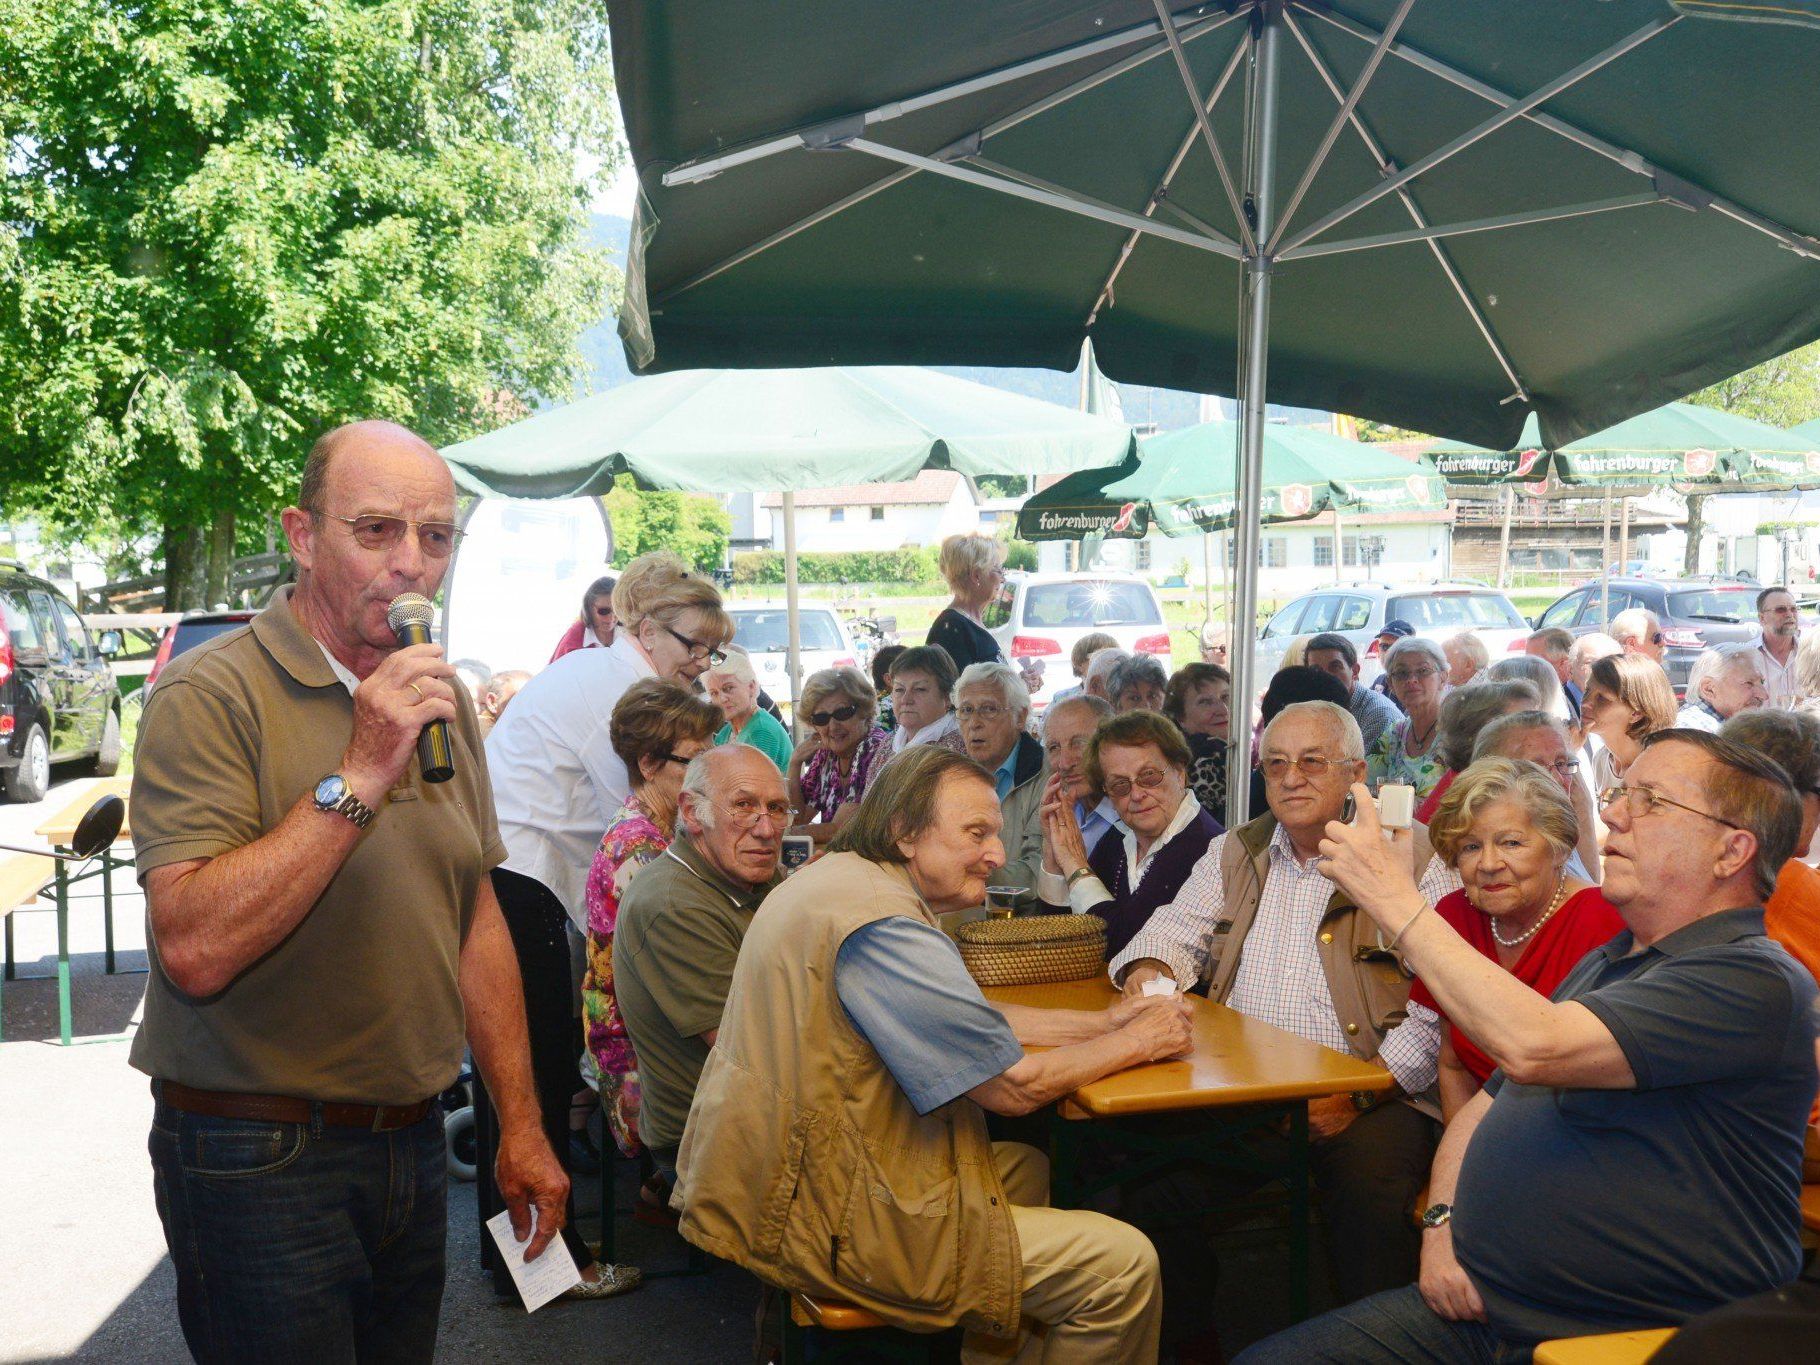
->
[1083,802,1224,961]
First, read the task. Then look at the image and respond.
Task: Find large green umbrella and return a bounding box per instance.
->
[1790,417,1820,446]
[1019,419,1441,539]
[604,0,1820,823]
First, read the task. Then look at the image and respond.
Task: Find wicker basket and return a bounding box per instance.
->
[957,914,1107,987]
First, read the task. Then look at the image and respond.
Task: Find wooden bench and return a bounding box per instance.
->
[782,1291,942,1364]
[1533,1327,1677,1365]
[0,853,58,1043]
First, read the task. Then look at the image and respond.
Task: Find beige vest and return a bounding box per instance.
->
[674,852,1022,1337]
[1206,815,1438,1113]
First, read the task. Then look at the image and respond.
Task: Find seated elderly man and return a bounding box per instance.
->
[955,661,1046,903]
[674,745,1193,1361]
[1442,631,1489,689]
[1039,692,1122,859]
[1240,730,1819,1361]
[1083,646,1131,703]
[1677,642,1768,732]
[1107,653,1168,713]
[1112,700,1459,1305]
[614,746,787,1173]
[1306,631,1402,751]
[1472,710,1602,879]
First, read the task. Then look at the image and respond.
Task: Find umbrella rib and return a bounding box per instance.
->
[1298,2,1820,265]
[1278,15,1677,256]
[1087,37,1250,328]
[660,4,1246,189]
[1150,0,1254,254]
[1267,0,1416,255]
[967,156,1238,252]
[1282,10,1530,404]
[845,138,1242,259]
[1280,192,1666,260]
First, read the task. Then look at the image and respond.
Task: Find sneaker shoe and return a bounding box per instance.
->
[562,1262,643,1300]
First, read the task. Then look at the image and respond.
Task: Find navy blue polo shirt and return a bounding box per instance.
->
[1453,908,1818,1345]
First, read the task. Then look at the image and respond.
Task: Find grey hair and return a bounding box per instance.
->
[1472,709,1570,764]
[1260,699,1365,763]
[1084,648,1131,693]
[1688,642,1761,706]
[1609,607,1660,647]
[1384,635,1447,676]
[953,660,1030,720]
[1043,692,1112,736]
[1445,631,1489,674]
[1107,652,1168,704]
[1437,679,1540,771]
[678,744,775,829]
[1486,654,1570,722]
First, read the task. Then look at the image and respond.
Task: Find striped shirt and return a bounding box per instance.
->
[1110,823,1456,1095]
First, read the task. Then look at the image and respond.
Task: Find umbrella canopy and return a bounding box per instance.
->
[441,366,1135,498]
[1791,416,1820,445]
[1425,401,1820,487]
[1019,420,1441,539]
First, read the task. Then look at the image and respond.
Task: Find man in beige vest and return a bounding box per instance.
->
[677,745,1192,1363]
[1110,702,1457,1320]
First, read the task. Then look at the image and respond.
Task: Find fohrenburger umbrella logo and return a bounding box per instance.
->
[1405,475,1429,501]
[1109,502,1139,534]
[1684,447,1717,477]
[1280,483,1313,517]
[1805,451,1820,477]
[1514,449,1543,478]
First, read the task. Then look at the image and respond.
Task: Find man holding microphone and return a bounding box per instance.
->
[131,421,564,1362]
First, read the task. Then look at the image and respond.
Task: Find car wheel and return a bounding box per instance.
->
[91,709,122,777]
[444,1106,478,1182]
[7,723,50,804]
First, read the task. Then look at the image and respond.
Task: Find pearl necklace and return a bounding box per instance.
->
[1489,877,1571,949]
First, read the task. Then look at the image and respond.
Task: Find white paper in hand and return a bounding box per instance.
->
[1140,976,1179,998]
[486,1206,581,1312]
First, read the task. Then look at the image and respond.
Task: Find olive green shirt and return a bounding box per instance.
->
[614,833,779,1148]
[128,587,507,1105]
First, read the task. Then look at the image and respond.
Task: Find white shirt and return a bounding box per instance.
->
[317,643,360,696]
[1753,633,1799,709]
[1039,792,1203,913]
[890,708,961,755]
[1109,823,1457,1096]
[485,634,655,929]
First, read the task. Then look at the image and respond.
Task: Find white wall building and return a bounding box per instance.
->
[757,470,980,552]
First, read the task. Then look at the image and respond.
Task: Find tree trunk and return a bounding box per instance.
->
[204,507,237,606]
[1683,494,1705,576]
[163,522,206,610]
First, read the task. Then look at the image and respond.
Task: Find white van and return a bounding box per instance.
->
[984,572,1171,710]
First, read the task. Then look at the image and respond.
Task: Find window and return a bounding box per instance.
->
[1667,588,1756,623]
[829,508,845,523]
[1386,592,1527,632]
[1299,595,1341,632]
[1314,540,1334,568]
[27,592,62,660]
[1262,600,1307,639]
[870,506,885,521]
[1342,535,1361,568]
[981,585,1014,630]
[1135,540,1153,570]
[1226,537,1289,568]
[1537,591,1585,630]
[0,592,43,655]
[54,598,92,659]
[1335,597,1373,631]
[730,609,844,652]
[1019,581,1161,628]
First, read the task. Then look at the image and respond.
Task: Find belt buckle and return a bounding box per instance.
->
[372,1104,401,1133]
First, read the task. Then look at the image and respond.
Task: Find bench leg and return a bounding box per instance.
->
[4,908,14,980]
[1288,1102,1311,1322]
[102,853,117,975]
[55,861,72,1047]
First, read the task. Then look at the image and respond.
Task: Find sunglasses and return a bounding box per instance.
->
[322,512,463,558]
[808,703,860,727]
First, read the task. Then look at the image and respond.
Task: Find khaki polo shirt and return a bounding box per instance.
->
[614,835,779,1148]
[128,587,506,1105]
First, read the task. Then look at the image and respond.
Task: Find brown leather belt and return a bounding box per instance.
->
[157,1080,435,1132]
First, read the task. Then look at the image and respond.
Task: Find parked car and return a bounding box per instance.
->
[143,609,260,699]
[983,572,1171,711]
[726,600,859,715]
[1532,575,1762,695]
[1253,581,1532,688]
[0,565,124,802]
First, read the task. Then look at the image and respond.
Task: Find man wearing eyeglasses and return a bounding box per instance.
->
[1110,701,1460,1309]
[615,745,787,1180]
[1753,587,1802,710]
[1611,606,1668,664]
[954,661,1048,905]
[1249,730,1819,1362]
[131,421,563,1361]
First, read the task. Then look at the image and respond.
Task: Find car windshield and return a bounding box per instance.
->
[170,619,251,658]
[1666,589,1757,623]
[1021,581,1161,628]
[1386,592,1526,632]
[732,610,843,652]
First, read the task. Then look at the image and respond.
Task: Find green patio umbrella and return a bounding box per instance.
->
[440,366,1134,704]
[604,0,1820,823]
[1790,417,1820,446]
[1018,419,1441,539]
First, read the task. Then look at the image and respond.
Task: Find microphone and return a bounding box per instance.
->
[387,593,455,784]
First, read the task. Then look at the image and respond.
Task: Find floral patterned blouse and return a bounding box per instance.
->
[1367,714,1447,800]
[582,791,670,1157]
[800,726,893,822]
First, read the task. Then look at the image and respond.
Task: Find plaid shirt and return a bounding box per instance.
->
[1110,823,1455,1095]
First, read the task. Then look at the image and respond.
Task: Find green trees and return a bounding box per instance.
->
[602,478,731,573]
[0,0,619,605]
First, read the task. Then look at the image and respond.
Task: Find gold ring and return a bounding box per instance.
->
[408,682,425,701]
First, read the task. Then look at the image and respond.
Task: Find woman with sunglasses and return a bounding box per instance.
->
[482,550,734,1301]
[787,666,892,846]
[1039,710,1223,961]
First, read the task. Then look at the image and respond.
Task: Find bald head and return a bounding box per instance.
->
[300,420,447,514]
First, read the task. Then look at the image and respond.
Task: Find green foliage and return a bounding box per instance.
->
[1756,520,1817,537]
[603,479,730,573]
[999,534,1038,572]
[0,0,621,603]
[731,549,942,587]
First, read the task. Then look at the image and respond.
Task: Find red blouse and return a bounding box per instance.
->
[1409,886,1624,1085]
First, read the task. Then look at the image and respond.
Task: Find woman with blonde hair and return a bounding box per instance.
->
[926,532,1010,672]
[1409,758,1622,1120]
[786,665,893,844]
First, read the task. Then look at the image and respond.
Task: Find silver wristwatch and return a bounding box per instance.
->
[313,773,376,829]
[1420,1202,1453,1229]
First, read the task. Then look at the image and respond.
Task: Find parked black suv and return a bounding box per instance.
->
[0,565,123,802]
[1532,575,1762,695]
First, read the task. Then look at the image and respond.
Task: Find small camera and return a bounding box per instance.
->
[780,834,814,873]
[1342,784,1416,831]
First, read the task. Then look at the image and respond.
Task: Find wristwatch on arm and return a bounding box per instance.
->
[313,773,376,830]
[1420,1202,1453,1229]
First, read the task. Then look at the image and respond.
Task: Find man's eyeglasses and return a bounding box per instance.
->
[1388,667,1439,683]
[662,623,727,667]
[1545,758,1580,778]
[957,703,1007,721]
[1598,783,1742,830]
[808,703,859,727]
[714,797,798,830]
[1262,753,1346,782]
[1650,633,1665,645]
[1103,768,1173,801]
[321,512,463,558]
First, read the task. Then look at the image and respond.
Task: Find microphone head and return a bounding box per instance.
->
[387,593,435,634]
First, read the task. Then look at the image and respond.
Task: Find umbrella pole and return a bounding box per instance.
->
[1225,6,1283,830]
[1600,488,1612,623]
[1497,486,1514,589]
[783,491,802,736]
[1331,507,1344,584]
[1619,494,1631,574]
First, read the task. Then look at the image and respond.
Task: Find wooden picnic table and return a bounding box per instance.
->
[34,775,133,846]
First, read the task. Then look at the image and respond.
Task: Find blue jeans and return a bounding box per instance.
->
[148,1093,446,1364]
[1234,1285,1533,1365]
